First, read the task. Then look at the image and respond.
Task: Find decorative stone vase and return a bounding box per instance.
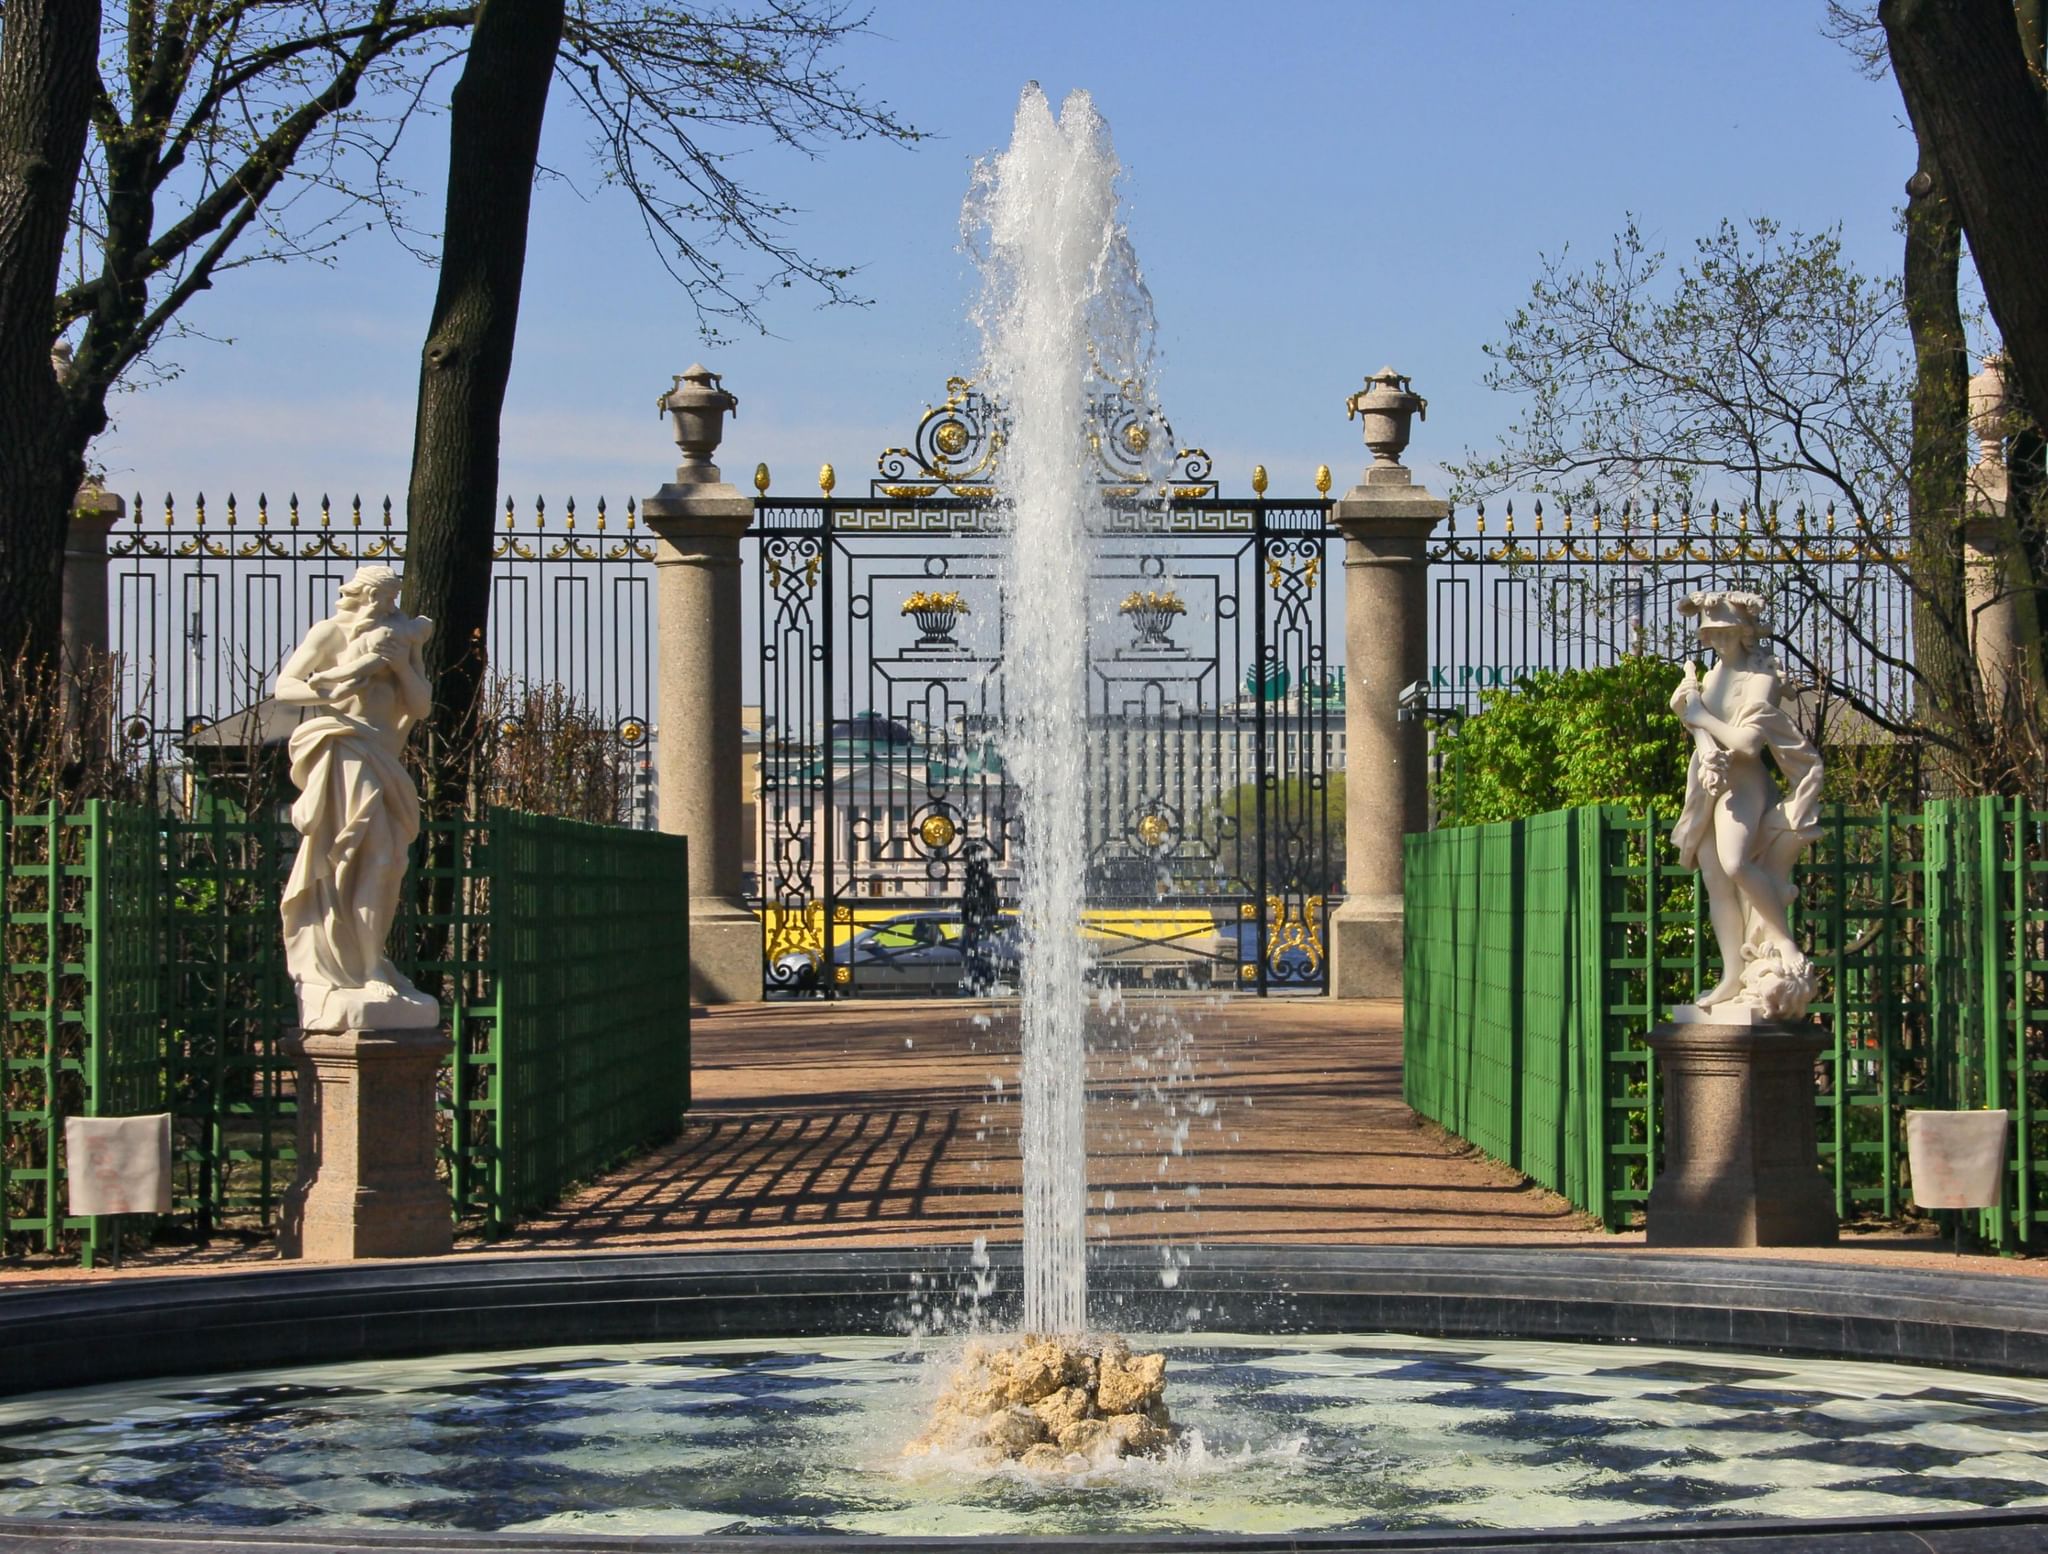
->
[1906,1109,2009,1210]
[660,363,739,479]
[1344,366,1428,469]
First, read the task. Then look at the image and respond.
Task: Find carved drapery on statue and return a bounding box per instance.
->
[276,566,439,1032]
[1667,590,1825,1024]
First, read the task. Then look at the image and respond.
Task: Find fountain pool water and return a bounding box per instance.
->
[4,1250,2048,1546]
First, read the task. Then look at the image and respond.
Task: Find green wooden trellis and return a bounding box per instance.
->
[3,801,689,1263]
[1405,799,2048,1243]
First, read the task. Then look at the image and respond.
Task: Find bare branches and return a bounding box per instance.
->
[1454,215,2026,790]
[1453,218,1915,525]
[556,0,926,337]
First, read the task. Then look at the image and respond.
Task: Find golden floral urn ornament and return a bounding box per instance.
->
[1118,589,1185,650]
[902,589,970,649]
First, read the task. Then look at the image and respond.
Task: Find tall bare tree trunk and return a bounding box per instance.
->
[1901,146,1975,787]
[1884,0,2048,429]
[0,1,97,684]
[400,0,566,818]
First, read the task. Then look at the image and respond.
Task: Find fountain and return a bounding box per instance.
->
[5,85,2048,1553]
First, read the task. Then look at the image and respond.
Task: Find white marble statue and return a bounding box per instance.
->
[276,565,440,1031]
[1667,591,1825,1024]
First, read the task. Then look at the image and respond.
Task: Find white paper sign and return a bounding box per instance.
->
[64,1114,172,1216]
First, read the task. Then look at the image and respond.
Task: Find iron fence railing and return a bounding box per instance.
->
[1405,798,2047,1245]
[106,492,659,826]
[1,802,689,1263]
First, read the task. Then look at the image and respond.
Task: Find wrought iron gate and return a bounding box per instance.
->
[751,381,1342,997]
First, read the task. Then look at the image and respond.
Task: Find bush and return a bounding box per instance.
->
[1432,657,1687,825]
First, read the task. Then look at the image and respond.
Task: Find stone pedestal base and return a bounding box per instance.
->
[1328,897,1403,999]
[280,1028,452,1261]
[1645,1019,1838,1247]
[690,897,762,1004]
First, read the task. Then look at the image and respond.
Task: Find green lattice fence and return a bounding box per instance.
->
[469,810,691,1232]
[2,802,166,1264]
[4,802,689,1262]
[1406,800,2048,1245]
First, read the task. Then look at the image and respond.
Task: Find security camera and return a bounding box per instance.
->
[1396,680,1429,722]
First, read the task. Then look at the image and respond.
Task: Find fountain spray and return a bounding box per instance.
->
[967,83,1155,1337]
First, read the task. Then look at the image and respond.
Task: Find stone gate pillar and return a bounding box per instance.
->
[61,484,125,753]
[641,365,759,1004]
[62,484,124,671]
[1328,369,1447,999]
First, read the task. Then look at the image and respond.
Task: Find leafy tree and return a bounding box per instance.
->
[1429,658,1687,827]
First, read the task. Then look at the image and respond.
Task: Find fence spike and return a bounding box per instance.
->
[1474,500,1485,535]
[351,494,362,528]
[565,496,576,532]
[225,493,236,528]
[194,493,206,528]
[163,492,175,529]
[536,494,546,530]
[505,494,516,529]
[596,495,608,532]
[627,496,637,529]
[321,494,331,528]
[290,493,301,528]
[1251,463,1268,496]
[383,496,393,529]
[258,493,269,528]
[1314,463,1332,496]
[754,461,771,495]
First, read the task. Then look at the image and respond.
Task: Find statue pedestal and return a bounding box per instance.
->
[1644,1019,1838,1247]
[280,1028,452,1260]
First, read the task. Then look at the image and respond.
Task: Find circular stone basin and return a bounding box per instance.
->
[6,1332,2048,1538]
[4,1247,2048,1552]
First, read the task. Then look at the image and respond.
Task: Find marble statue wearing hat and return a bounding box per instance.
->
[1667,590,1825,1023]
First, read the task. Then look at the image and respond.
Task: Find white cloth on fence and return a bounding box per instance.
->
[64,1114,172,1216]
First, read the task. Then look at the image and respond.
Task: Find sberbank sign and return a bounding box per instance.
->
[1432,664,1527,689]
[1242,665,1346,701]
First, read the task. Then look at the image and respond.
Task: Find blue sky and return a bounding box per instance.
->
[93,2,1919,516]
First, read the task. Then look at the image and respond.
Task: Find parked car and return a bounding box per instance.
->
[775,911,1019,996]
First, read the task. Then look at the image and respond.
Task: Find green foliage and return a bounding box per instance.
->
[1432,657,1687,826]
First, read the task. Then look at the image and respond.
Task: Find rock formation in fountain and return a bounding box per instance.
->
[906,1336,1173,1471]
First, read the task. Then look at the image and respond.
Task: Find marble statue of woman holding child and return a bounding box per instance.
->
[1666,590,1825,1024]
[275,564,440,1033]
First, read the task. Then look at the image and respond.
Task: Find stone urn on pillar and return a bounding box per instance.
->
[659,364,740,486]
[1327,368,1445,998]
[642,366,760,1003]
[1644,591,1836,1246]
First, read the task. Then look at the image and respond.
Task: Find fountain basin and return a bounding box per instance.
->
[2,1246,2046,1551]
